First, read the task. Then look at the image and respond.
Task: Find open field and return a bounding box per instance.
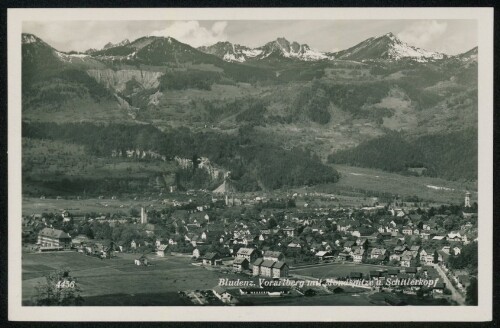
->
[238,292,376,306]
[290,263,398,279]
[294,164,477,206]
[23,252,450,306]
[82,292,193,306]
[22,252,228,305]
[22,162,476,215]
[22,197,169,216]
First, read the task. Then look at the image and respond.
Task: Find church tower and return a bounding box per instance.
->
[464,192,471,208]
[141,207,148,224]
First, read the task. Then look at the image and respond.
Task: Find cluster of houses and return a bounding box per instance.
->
[23,191,477,303]
[27,203,477,268]
[195,247,290,278]
[111,148,166,161]
[162,207,475,269]
[316,230,472,270]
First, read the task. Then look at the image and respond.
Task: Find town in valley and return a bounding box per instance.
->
[22,184,478,306]
[21,19,479,306]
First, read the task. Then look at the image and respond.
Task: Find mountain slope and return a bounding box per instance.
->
[199,34,449,63]
[454,46,478,62]
[332,32,445,62]
[21,32,479,186]
[328,129,478,181]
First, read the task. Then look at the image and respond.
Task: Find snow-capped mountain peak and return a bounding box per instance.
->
[259,37,328,61]
[198,41,260,63]
[198,38,328,62]
[102,39,131,50]
[333,32,446,62]
[384,33,444,62]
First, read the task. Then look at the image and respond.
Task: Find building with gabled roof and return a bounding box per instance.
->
[263,250,284,262]
[370,248,387,260]
[233,257,249,272]
[37,227,72,250]
[271,261,289,278]
[156,244,168,257]
[212,286,233,303]
[252,258,289,278]
[352,248,365,263]
[202,252,221,266]
[236,247,259,263]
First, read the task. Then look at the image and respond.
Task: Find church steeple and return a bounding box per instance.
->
[465,191,471,208]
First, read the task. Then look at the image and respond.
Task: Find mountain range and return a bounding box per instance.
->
[198,37,330,62]
[21,30,478,195]
[198,33,450,63]
[22,31,472,67]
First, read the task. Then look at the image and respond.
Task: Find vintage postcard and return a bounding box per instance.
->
[8,7,493,322]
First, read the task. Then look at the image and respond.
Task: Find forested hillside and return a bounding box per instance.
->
[23,122,340,193]
[21,32,479,195]
[328,129,477,181]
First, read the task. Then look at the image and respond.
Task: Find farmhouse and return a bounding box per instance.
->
[156,245,167,257]
[71,234,90,247]
[315,250,333,261]
[370,248,387,260]
[337,252,350,261]
[232,257,249,272]
[352,248,365,263]
[400,254,415,267]
[236,247,259,263]
[263,250,285,262]
[447,232,462,242]
[252,258,289,278]
[271,261,289,278]
[202,252,221,266]
[258,260,276,277]
[37,227,72,250]
[212,286,233,303]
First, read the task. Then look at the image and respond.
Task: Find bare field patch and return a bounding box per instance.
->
[293,165,476,205]
[22,252,229,303]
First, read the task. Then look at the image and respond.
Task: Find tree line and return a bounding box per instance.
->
[23,122,340,192]
[328,129,477,181]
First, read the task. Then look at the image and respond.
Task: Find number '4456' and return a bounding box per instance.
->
[56,280,75,289]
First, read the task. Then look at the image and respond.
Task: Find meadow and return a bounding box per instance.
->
[22,252,228,305]
[290,263,397,279]
[22,196,171,216]
[307,164,477,205]
[21,161,475,216]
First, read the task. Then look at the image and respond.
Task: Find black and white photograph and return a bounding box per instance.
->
[7,7,493,322]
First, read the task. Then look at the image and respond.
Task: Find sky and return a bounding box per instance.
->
[22,20,477,55]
